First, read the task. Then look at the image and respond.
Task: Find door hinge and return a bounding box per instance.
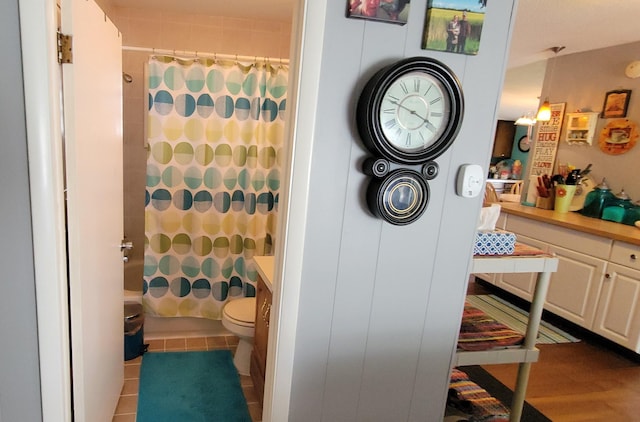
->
[57,32,73,64]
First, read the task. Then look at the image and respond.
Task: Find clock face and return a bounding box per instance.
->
[357,57,464,165]
[518,135,530,152]
[378,71,451,154]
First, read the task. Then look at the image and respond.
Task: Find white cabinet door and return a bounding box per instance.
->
[495,235,548,301]
[592,263,640,352]
[544,245,606,328]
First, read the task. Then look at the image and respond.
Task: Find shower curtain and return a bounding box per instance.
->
[143,55,287,319]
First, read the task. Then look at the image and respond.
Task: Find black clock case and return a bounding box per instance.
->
[356,56,465,165]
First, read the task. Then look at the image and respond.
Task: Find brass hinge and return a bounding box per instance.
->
[57,32,73,64]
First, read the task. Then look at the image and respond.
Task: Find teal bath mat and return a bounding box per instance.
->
[137,350,251,422]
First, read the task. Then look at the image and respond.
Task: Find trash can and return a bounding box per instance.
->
[124,302,146,361]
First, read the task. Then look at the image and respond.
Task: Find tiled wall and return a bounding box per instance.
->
[105,5,292,291]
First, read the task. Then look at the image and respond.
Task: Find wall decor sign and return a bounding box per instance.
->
[356,56,464,225]
[422,0,487,55]
[598,118,638,155]
[347,0,411,25]
[601,89,631,118]
[529,102,565,176]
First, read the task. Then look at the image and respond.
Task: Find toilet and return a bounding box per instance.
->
[221,297,256,376]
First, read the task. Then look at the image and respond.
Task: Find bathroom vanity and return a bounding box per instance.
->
[251,256,274,405]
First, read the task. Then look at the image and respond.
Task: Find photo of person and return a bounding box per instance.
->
[347,0,411,25]
[422,0,486,55]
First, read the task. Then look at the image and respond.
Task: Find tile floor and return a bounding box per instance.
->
[112,335,262,422]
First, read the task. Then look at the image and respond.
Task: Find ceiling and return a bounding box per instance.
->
[110,0,640,120]
[501,0,640,120]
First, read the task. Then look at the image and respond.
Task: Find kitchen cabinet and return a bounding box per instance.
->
[503,215,609,329]
[488,203,640,352]
[592,263,640,350]
[544,244,606,328]
[250,273,272,406]
[487,209,640,352]
[592,241,640,351]
[564,112,598,145]
[495,234,548,301]
[492,120,516,158]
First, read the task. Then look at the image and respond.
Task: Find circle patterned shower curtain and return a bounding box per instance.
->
[143,55,287,319]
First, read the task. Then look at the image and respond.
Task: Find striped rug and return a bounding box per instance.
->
[465,294,580,344]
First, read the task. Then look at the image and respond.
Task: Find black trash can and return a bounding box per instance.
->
[124,302,146,361]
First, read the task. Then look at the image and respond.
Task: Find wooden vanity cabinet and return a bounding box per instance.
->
[251,274,272,406]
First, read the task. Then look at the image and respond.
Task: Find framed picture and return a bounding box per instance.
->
[347,0,411,25]
[422,0,487,55]
[601,89,631,118]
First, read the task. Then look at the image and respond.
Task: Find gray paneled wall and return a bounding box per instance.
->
[287,0,518,420]
[0,0,44,420]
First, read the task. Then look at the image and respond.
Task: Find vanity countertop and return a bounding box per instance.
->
[499,202,640,246]
[254,255,274,292]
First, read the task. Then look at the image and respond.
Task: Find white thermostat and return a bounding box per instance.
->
[456,164,484,198]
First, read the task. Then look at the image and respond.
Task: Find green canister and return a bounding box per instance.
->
[579,178,614,219]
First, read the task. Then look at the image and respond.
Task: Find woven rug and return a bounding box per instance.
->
[457,365,552,422]
[466,295,579,344]
[137,350,251,422]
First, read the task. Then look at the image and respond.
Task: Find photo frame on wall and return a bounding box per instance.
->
[422,0,487,55]
[601,89,631,119]
[347,0,411,25]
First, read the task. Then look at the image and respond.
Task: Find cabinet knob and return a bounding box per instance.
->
[604,273,611,279]
[631,254,637,260]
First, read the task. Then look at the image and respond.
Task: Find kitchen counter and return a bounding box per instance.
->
[499,202,640,246]
[254,255,274,291]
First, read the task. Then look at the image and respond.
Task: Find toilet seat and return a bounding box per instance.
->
[222,298,256,328]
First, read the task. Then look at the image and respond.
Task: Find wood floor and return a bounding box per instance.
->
[468,278,640,421]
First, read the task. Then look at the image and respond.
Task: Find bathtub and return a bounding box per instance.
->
[124,289,230,340]
[143,315,229,340]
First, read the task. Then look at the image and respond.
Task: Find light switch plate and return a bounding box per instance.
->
[456,164,484,198]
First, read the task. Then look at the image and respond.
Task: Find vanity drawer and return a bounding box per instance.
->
[610,241,640,271]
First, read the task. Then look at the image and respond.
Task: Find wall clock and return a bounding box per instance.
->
[356,56,465,165]
[517,135,530,152]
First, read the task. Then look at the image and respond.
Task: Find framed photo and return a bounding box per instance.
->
[601,89,631,118]
[422,0,487,55]
[347,0,411,25]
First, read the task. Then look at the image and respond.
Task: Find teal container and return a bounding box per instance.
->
[622,201,640,226]
[580,178,614,219]
[601,189,633,224]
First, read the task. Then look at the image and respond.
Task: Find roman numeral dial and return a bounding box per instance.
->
[379,71,451,153]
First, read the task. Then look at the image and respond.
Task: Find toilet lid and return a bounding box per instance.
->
[223,298,256,324]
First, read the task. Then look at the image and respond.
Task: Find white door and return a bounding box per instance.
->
[61,0,124,420]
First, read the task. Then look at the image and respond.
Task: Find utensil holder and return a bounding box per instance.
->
[536,192,555,210]
[554,184,577,213]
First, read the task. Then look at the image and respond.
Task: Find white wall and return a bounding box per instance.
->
[279,0,518,420]
[0,0,44,420]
